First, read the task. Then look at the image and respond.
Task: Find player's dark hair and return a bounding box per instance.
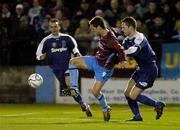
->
[89,16,106,29]
[49,18,59,23]
[121,17,137,29]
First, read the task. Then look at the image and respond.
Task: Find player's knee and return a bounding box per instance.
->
[92,89,99,97]
[70,58,80,67]
[69,58,75,65]
[129,93,136,100]
[124,90,130,97]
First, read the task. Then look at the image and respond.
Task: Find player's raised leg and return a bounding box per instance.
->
[69,57,92,117]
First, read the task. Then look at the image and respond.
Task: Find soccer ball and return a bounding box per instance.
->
[28,73,43,88]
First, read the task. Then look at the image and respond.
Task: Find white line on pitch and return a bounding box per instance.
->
[0,112,38,117]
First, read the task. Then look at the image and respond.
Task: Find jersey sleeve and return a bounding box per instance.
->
[124,33,146,56]
[36,38,47,60]
[68,35,80,56]
[109,37,126,62]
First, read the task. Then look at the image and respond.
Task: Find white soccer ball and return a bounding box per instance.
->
[28,73,43,88]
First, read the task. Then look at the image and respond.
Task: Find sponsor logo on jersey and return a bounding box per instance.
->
[51,47,67,53]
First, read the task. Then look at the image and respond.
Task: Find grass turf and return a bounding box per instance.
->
[0,104,179,130]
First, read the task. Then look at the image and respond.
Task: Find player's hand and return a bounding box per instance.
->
[40,53,46,60]
[119,61,128,69]
[74,52,82,57]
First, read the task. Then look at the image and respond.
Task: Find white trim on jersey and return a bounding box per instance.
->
[68,35,80,55]
[134,32,144,45]
[124,46,138,54]
[36,34,52,60]
[124,32,144,55]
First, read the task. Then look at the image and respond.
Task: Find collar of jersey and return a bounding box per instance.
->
[51,33,61,38]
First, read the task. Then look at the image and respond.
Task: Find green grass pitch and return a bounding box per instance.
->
[0,104,179,130]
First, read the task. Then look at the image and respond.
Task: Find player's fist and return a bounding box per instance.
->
[119,61,128,69]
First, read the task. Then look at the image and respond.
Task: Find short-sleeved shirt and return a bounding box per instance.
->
[36,33,79,71]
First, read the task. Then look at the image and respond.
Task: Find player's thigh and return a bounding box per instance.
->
[124,78,136,97]
[70,56,87,69]
[92,80,104,97]
[135,66,157,89]
[129,86,143,100]
[54,70,64,83]
[94,67,114,85]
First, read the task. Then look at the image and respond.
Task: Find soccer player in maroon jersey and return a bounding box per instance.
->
[69,16,127,121]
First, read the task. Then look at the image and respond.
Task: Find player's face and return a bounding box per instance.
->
[121,22,131,36]
[89,24,98,34]
[49,22,60,36]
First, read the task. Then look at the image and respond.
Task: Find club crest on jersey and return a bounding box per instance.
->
[61,40,67,48]
[52,42,57,48]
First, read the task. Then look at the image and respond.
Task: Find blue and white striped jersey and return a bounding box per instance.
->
[122,32,156,67]
[36,33,80,70]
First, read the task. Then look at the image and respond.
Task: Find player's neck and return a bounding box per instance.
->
[100,29,109,36]
[52,32,60,37]
[129,30,137,38]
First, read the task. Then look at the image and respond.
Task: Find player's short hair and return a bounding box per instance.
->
[121,17,137,29]
[89,16,106,29]
[49,18,59,24]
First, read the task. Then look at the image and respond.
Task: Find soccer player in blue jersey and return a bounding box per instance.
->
[121,17,165,121]
[69,16,127,121]
[36,18,92,117]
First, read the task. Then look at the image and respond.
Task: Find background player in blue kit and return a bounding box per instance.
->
[70,16,127,121]
[121,17,165,121]
[36,18,92,117]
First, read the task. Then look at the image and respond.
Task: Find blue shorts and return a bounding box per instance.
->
[83,56,114,84]
[53,69,69,89]
[132,64,158,89]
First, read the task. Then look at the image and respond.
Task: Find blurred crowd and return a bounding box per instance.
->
[0,0,180,65]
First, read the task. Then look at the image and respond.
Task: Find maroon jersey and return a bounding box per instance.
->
[95,30,126,69]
